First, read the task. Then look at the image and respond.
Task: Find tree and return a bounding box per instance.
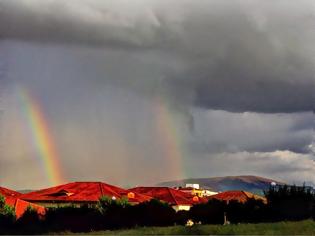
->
[264,184,315,221]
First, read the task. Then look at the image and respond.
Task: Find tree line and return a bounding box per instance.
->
[0,185,315,234]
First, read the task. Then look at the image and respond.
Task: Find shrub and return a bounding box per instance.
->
[44,204,101,232]
[190,199,226,224]
[226,198,267,223]
[131,199,177,227]
[0,194,16,233]
[15,205,43,234]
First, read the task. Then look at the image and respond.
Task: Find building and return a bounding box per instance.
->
[185,183,200,189]
[0,186,45,218]
[20,182,152,208]
[0,186,21,199]
[177,185,218,198]
[208,190,267,204]
[129,186,204,211]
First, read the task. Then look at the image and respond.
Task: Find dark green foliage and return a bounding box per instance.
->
[0,194,4,209]
[264,184,315,221]
[98,198,177,229]
[98,195,130,213]
[15,205,43,234]
[190,199,226,224]
[174,210,190,225]
[130,199,177,227]
[0,194,16,233]
[44,204,102,232]
[97,196,132,229]
[226,198,267,223]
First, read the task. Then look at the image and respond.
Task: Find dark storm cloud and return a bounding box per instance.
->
[0,0,170,48]
[0,0,314,113]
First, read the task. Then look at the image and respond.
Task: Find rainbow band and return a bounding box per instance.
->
[18,87,63,186]
[154,97,183,179]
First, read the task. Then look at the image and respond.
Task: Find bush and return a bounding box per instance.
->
[226,198,267,223]
[0,194,16,233]
[97,195,132,229]
[190,199,226,224]
[44,204,101,232]
[131,199,177,227]
[15,205,43,234]
[175,210,190,225]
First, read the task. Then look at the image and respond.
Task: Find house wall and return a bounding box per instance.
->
[203,190,218,196]
[172,205,191,212]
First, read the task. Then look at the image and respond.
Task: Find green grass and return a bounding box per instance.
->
[62,220,315,235]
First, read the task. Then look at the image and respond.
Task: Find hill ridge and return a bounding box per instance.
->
[156,175,285,195]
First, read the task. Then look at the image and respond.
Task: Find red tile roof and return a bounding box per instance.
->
[5,196,46,219]
[0,186,45,219]
[175,188,209,203]
[21,182,151,204]
[0,186,21,198]
[129,187,197,206]
[208,190,267,203]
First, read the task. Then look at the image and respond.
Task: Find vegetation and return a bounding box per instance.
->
[72,220,315,235]
[15,206,42,234]
[265,184,315,221]
[0,194,15,233]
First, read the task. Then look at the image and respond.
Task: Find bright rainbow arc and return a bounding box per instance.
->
[18,87,64,186]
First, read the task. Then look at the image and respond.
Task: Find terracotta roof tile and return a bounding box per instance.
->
[0,186,45,218]
[0,186,21,198]
[21,182,151,204]
[128,187,196,206]
[208,190,267,203]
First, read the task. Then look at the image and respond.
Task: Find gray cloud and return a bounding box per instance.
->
[0,0,171,48]
[189,110,314,154]
[188,151,315,185]
[0,0,315,113]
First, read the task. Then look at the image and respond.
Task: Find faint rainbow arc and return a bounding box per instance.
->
[18,87,63,186]
[154,97,184,179]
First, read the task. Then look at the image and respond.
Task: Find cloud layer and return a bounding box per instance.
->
[190,150,315,185]
[0,0,314,113]
[190,110,314,154]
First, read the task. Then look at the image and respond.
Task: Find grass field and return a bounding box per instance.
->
[65,220,315,235]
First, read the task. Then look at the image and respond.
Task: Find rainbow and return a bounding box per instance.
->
[154,97,184,179]
[18,87,64,186]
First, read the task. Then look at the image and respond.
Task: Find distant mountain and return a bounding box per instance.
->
[156,175,285,195]
[17,189,34,194]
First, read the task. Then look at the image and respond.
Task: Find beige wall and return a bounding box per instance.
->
[172,205,191,212]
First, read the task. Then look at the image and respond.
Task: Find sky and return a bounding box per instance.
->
[0,0,314,189]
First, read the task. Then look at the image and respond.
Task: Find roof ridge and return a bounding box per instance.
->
[14,198,19,209]
[241,191,251,199]
[167,188,180,205]
[99,182,104,197]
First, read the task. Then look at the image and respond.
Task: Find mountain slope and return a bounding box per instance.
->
[156,175,285,195]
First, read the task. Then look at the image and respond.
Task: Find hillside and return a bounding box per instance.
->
[156,175,285,195]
